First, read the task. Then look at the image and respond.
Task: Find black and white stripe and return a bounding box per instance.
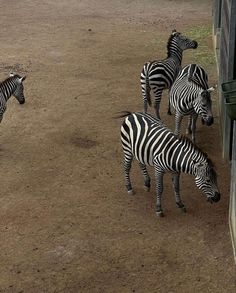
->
[120,112,220,217]
[140,30,198,118]
[169,64,215,143]
[0,73,26,122]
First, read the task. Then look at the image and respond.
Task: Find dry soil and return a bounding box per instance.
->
[0,1,235,292]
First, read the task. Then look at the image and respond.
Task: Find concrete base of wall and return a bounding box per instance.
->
[229,121,236,263]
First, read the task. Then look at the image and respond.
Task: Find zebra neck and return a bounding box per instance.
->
[1,80,16,102]
[177,139,206,175]
[168,45,183,64]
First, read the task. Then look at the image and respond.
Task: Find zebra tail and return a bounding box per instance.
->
[145,73,152,106]
[113,111,132,119]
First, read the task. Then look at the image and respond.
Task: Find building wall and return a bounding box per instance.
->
[213,0,236,263]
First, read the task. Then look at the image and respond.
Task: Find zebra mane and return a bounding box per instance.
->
[167,32,178,57]
[187,64,209,90]
[1,74,20,85]
[179,135,214,166]
[179,135,217,179]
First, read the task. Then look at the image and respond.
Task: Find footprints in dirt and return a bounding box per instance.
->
[70,134,98,149]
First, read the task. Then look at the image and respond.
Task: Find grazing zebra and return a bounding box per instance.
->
[120,112,220,217]
[140,30,198,118]
[0,73,26,123]
[169,64,215,144]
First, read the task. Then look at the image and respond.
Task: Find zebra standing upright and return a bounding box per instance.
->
[0,73,26,123]
[120,112,220,217]
[140,30,198,118]
[169,64,215,143]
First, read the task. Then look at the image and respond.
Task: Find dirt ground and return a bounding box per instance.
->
[0,0,235,292]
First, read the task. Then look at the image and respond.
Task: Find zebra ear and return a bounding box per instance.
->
[172,29,178,36]
[195,161,207,169]
[207,85,217,92]
[194,161,208,177]
[9,72,14,77]
[19,76,26,83]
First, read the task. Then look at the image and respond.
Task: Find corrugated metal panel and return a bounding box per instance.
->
[218,0,232,160]
[213,0,222,33]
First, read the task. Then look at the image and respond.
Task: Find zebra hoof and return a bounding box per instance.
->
[167,110,172,115]
[144,185,150,192]
[156,210,164,217]
[176,202,186,212]
[186,129,191,135]
[180,206,187,213]
[127,189,135,195]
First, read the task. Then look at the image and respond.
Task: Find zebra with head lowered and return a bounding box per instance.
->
[140,30,198,119]
[120,112,220,217]
[0,73,26,123]
[169,64,215,144]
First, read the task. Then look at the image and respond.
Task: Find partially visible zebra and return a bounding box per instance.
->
[169,64,215,143]
[140,30,198,118]
[120,112,220,217]
[0,73,26,123]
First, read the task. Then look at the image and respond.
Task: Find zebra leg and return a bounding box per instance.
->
[142,83,151,113]
[172,173,186,212]
[123,156,134,195]
[139,163,151,191]
[186,116,192,135]
[143,98,148,114]
[174,113,183,136]
[154,166,164,217]
[191,114,198,144]
[167,89,172,115]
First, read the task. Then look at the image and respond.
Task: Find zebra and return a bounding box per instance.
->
[120,111,220,217]
[169,64,215,144]
[140,29,198,119]
[0,73,26,123]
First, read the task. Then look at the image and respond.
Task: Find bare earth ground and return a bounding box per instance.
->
[0,0,235,292]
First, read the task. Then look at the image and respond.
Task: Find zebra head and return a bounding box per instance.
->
[170,30,198,51]
[194,89,214,126]
[10,73,26,104]
[193,159,220,203]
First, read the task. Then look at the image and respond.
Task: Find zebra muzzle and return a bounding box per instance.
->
[19,98,25,104]
[192,41,198,49]
[207,192,220,203]
[212,192,220,202]
[205,116,214,126]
